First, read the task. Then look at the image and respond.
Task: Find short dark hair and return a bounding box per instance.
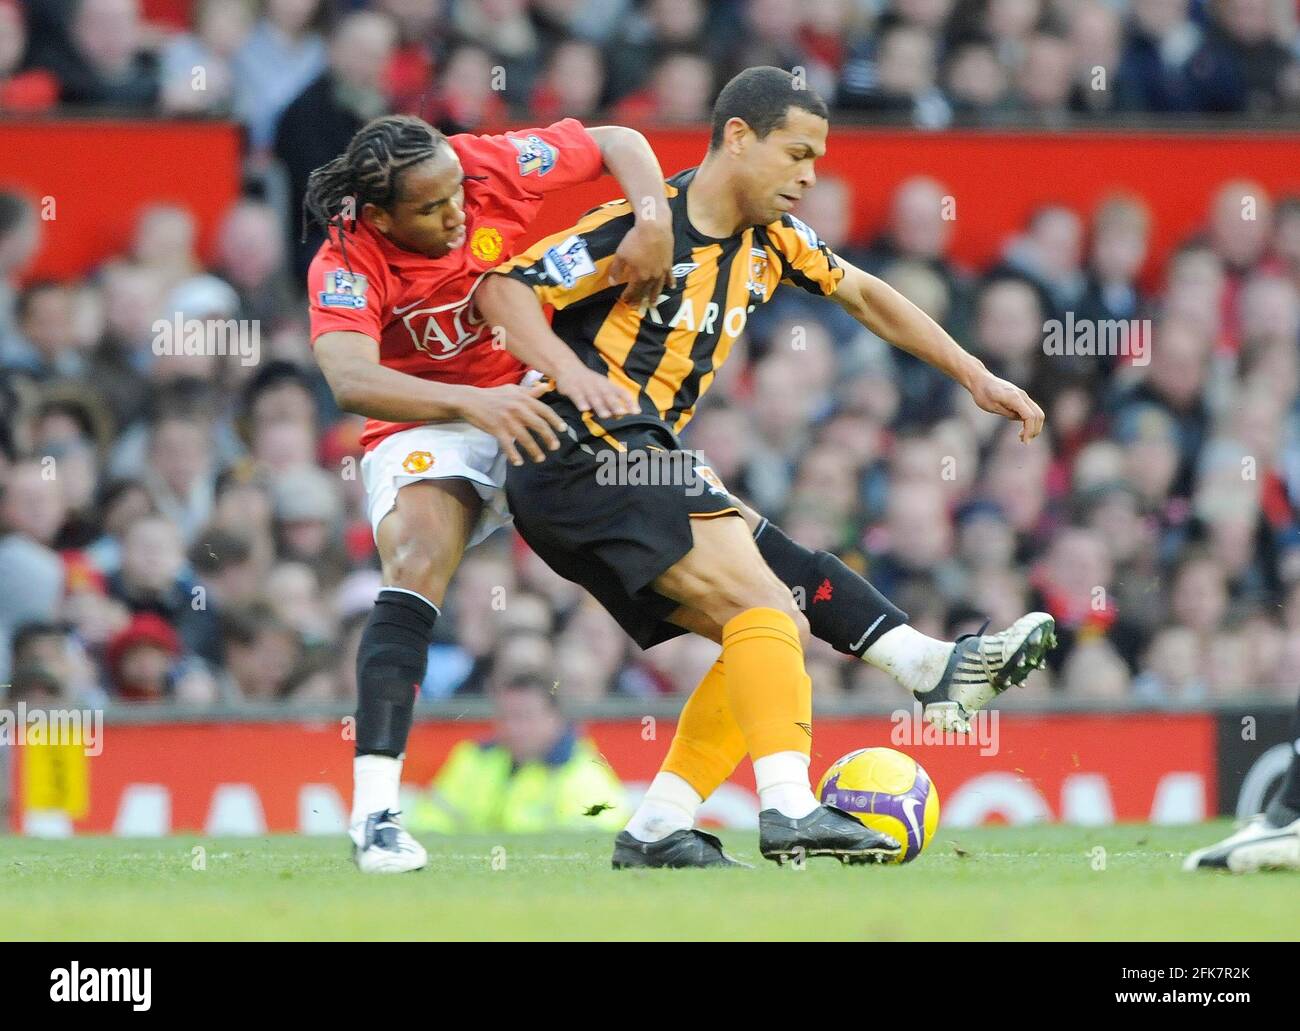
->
[15,280,64,322]
[497,673,560,709]
[0,192,34,238]
[189,528,253,574]
[12,621,70,660]
[709,66,828,151]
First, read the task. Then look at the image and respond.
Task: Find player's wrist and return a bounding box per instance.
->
[956,353,987,393]
[436,383,474,420]
[634,211,672,232]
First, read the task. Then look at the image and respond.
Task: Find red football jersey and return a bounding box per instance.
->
[307,118,604,450]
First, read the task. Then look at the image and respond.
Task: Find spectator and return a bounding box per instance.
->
[0,460,66,682]
[1117,0,1201,112]
[427,43,507,134]
[840,22,951,126]
[219,602,302,701]
[104,611,182,701]
[614,49,715,124]
[213,200,298,328]
[529,39,606,122]
[1186,0,1297,113]
[606,0,713,103]
[448,0,542,108]
[1014,31,1075,120]
[377,0,444,115]
[41,0,160,108]
[131,205,202,295]
[409,673,626,833]
[108,514,221,665]
[0,192,41,348]
[0,0,59,113]
[232,0,329,151]
[1068,1,1124,114]
[159,0,254,115]
[10,620,101,704]
[3,282,82,380]
[1078,194,1152,334]
[275,11,398,276]
[943,35,1012,117]
[998,205,1087,316]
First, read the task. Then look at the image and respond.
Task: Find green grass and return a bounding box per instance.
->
[2,822,1294,941]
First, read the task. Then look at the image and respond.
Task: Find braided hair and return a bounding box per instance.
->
[302,115,471,269]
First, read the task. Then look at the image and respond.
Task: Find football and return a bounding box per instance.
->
[815,747,940,863]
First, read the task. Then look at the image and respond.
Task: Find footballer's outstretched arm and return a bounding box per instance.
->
[583,125,675,306]
[831,260,1046,442]
[314,329,567,465]
[474,273,635,420]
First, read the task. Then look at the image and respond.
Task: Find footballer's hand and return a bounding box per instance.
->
[609,218,675,309]
[968,368,1046,443]
[553,363,637,421]
[455,383,567,466]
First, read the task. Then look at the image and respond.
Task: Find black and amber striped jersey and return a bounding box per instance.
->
[491,166,844,445]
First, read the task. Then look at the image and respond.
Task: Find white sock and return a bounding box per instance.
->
[753,751,819,819]
[351,754,403,826]
[624,772,702,842]
[862,624,955,695]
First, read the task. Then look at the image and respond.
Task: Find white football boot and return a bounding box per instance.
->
[350,809,427,873]
[915,612,1057,732]
[1182,814,1300,873]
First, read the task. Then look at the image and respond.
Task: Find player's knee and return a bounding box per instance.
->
[384,537,453,600]
[704,569,804,632]
[789,604,811,648]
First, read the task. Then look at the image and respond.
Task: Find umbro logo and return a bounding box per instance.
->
[671,262,697,279]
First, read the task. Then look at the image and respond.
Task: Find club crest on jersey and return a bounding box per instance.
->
[319,269,368,309]
[542,235,597,289]
[695,464,727,497]
[471,226,503,263]
[747,248,770,300]
[402,450,434,474]
[510,134,557,177]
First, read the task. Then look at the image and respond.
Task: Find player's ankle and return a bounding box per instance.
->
[624,802,694,842]
[862,624,955,695]
[351,753,403,826]
[625,772,701,842]
[753,751,818,819]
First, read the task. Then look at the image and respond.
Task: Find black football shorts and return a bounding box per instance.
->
[505,422,739,649]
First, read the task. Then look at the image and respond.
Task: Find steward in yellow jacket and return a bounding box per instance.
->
[410,674,626,833]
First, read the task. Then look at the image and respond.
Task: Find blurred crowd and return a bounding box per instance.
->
[4,151,1300,710]
[5,0,1300,131]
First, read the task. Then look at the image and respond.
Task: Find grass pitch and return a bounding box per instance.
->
[3,821,1294,941]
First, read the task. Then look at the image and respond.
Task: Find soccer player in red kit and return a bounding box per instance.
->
[305,114,668,872]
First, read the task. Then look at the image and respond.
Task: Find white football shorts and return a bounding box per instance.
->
[360,422,512,548]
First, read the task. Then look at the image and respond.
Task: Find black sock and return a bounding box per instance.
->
[1265,692,1300,825]
[355,588,438,758]
[754,518,908,657]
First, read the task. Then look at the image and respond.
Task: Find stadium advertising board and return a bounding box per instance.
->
[8,713,1216,835]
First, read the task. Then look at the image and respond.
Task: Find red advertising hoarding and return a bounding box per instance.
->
[4,122,1298,290]
[10,712,1216,835]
